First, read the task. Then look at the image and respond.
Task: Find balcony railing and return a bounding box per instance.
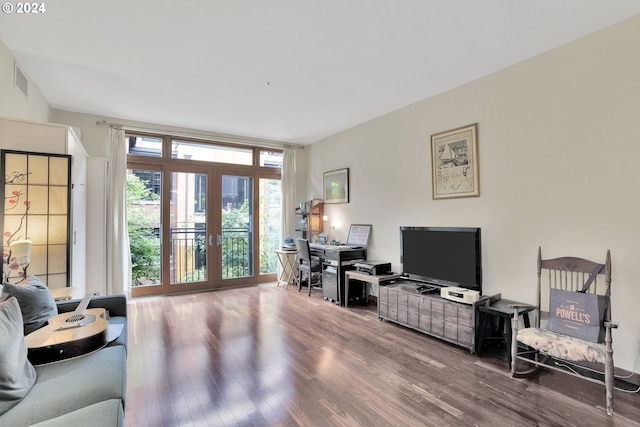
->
[169,227,251,283]
[221,227,252,278]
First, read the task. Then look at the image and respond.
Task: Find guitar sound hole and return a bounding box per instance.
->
[66,314,86,323]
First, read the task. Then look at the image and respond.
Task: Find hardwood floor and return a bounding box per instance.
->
[124,284,640,426]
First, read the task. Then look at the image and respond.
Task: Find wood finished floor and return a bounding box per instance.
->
[124,284,640,427]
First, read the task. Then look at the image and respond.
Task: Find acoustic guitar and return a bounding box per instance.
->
[25,293,109,365]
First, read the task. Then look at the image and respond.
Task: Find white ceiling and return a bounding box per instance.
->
[1,1,639,145]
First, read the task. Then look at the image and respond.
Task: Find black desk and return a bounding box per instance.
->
[477,298,535,366]
[309,245,366,305]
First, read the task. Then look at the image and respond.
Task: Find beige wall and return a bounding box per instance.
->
[0,39,50,122]
[308,14,640,371]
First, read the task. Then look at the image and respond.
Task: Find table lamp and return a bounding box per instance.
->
[8,239,32,279]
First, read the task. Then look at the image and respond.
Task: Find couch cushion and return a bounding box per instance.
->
[0,345,126,426]
[107,316,128,350]
[0,297,37,416]
[29,399,124,427]
[2,276,57,334]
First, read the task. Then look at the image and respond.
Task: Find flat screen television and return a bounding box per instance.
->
[400,226,482,293]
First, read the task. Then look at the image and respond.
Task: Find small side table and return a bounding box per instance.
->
[343,270,401,308]
[49,286,77,301]
[275,249,298,289]
[477,298,535,366]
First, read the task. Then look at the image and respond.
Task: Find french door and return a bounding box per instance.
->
[130,166,277,297]
[163,168,256,293]
[163,167,214,294]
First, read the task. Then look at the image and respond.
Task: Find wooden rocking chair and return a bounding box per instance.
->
[510,247,617,415]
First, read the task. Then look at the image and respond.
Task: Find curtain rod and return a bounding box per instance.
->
[95,120,303,150]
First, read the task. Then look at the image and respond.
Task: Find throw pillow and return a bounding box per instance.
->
[2,276,58,335]
[0,297,37,415]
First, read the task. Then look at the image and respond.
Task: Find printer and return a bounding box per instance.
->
[354,260,392,276]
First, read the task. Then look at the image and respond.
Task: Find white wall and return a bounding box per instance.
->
[51,110,294,159]
[0,39,50,122]
[308,14,640,372]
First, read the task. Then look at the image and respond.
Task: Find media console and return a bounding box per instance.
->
[378,280,488,353]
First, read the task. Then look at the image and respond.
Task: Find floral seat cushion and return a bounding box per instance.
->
[517,327,606,364]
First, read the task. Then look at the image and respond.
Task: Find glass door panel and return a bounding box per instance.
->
[221,175,253,279]
[259,178,281,275]
[169,171,208,285]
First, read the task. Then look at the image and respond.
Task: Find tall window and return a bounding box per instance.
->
[132,169,161,196]
[126,132,283,296]
[127,169,162,287]
[126,135,162,157]
[259,178,281,274]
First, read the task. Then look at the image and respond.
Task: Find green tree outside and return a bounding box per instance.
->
[127,174,161,286]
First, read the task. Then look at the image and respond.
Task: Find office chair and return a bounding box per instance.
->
[295,238,322,296]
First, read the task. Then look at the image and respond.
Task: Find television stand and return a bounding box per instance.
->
[378,280,488,353]
[343,270,402,308]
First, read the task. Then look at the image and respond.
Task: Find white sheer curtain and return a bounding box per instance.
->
[106,127,132,295]
[281,146,296,245]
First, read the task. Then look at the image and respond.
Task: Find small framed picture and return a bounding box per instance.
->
[323,168,349,204]
[431,123,479,199]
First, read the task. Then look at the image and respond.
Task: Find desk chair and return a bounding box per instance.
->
[295,238,322,296]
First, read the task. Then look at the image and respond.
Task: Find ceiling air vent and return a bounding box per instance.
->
[15,63,28,97]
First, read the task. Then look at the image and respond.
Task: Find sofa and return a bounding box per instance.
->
[0,291,128,427]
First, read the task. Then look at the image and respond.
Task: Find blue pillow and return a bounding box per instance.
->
[2,276,57,335]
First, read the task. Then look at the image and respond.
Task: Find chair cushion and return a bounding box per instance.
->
[517,327,607,364]
[2,276,57,334]
[0,297,37,416]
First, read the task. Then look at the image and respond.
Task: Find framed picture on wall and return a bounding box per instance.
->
[430,123,479,199]
[323,168,349,204]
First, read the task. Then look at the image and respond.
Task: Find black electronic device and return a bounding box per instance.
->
[354,260,391,275]
[416,284,440,294]
[399,226,482,293]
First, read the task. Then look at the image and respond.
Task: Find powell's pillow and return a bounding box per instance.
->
[2,276,57,335]
[0,297,37,415]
